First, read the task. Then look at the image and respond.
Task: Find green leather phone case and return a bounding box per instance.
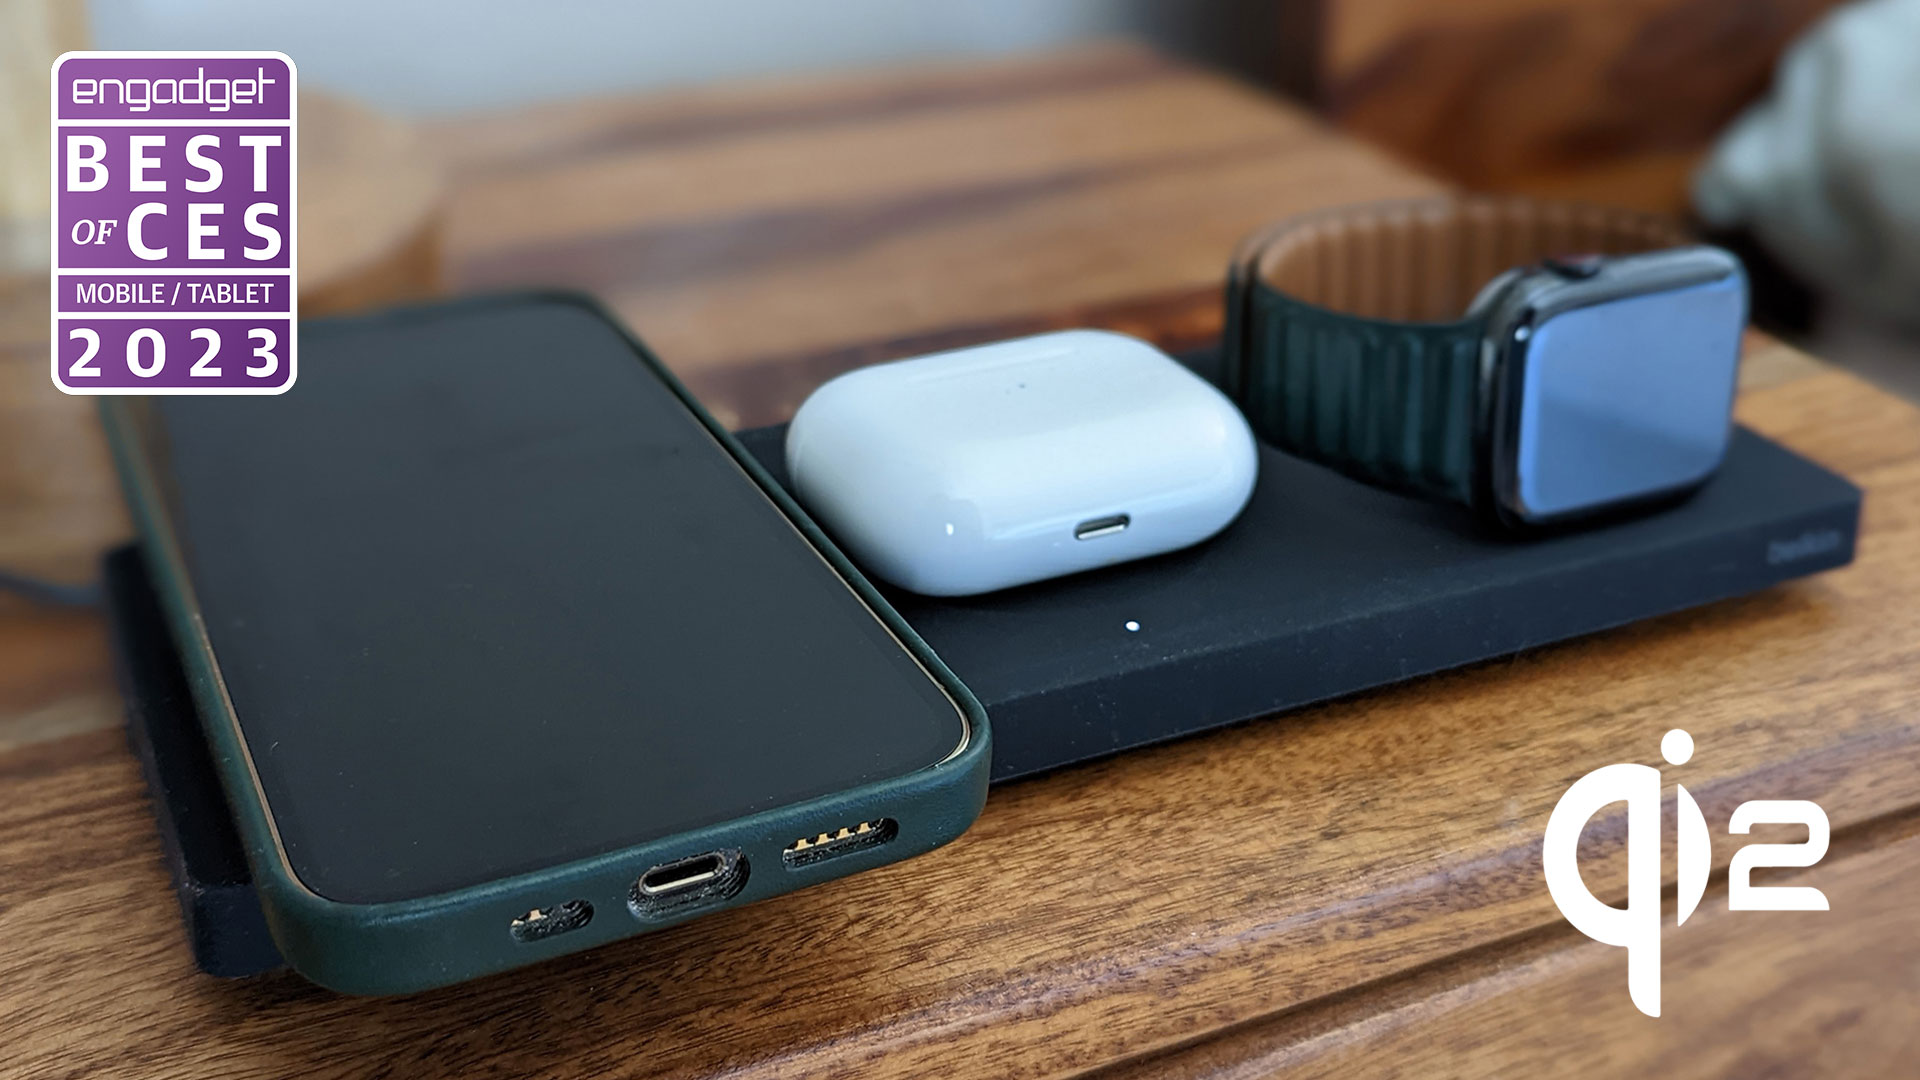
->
[99,293,991,995]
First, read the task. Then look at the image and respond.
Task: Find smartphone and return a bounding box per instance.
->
[100,294,989,995]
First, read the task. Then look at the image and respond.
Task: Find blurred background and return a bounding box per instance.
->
[7,0,1916,395]
[85,0,1297,113]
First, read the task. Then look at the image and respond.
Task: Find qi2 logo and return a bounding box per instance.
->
[1542,729,1829,1018]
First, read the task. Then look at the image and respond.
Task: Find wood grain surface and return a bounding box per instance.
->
[1097,810,1920,1079]
[1,45,1915,1079]
[1311,0,1844,214]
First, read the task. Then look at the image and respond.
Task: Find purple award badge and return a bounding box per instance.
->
[52,52,297,394]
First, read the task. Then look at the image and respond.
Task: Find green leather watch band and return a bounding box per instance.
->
[1223,196,1692,508]
[1228,273,1483,504]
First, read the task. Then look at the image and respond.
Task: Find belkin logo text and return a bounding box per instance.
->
[1542,729,1829,1017]
[1767,528,1843,565]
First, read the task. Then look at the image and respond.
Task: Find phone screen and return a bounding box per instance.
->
[129,298,966,904]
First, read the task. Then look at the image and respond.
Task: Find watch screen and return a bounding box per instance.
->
[1514,274,1744,519]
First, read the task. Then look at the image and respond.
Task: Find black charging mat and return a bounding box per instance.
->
[108,541,277,977]
[743,423,1860,780]
[108,348,1862,978]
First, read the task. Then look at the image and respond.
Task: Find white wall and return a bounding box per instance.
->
[88,0,1156,115]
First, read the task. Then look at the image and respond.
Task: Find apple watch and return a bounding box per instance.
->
[1223,196,1749,528]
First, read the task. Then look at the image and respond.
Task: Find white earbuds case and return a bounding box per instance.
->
[785,329,1259,596]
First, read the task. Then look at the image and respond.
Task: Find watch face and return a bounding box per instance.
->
[1496,250,1746,524]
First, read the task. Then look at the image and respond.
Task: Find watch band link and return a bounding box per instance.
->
[1224,196,1691,505]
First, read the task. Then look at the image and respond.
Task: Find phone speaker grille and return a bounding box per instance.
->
[782,818,898,868]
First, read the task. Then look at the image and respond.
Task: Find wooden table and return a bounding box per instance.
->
[4,45,1917,1079]
[1298,0,1843,215]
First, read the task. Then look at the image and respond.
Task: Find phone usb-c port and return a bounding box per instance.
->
[629,849,748,920]
[640,853,722,894]
[1074,514,1130,541]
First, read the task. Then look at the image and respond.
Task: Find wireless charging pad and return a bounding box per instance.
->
[108,346,1861,978]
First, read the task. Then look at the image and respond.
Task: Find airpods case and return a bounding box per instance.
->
[785,329,1259,596]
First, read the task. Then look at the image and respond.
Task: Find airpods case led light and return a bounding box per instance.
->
[785,330,1259,596]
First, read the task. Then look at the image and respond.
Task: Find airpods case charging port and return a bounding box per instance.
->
[785,330,1259,596]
